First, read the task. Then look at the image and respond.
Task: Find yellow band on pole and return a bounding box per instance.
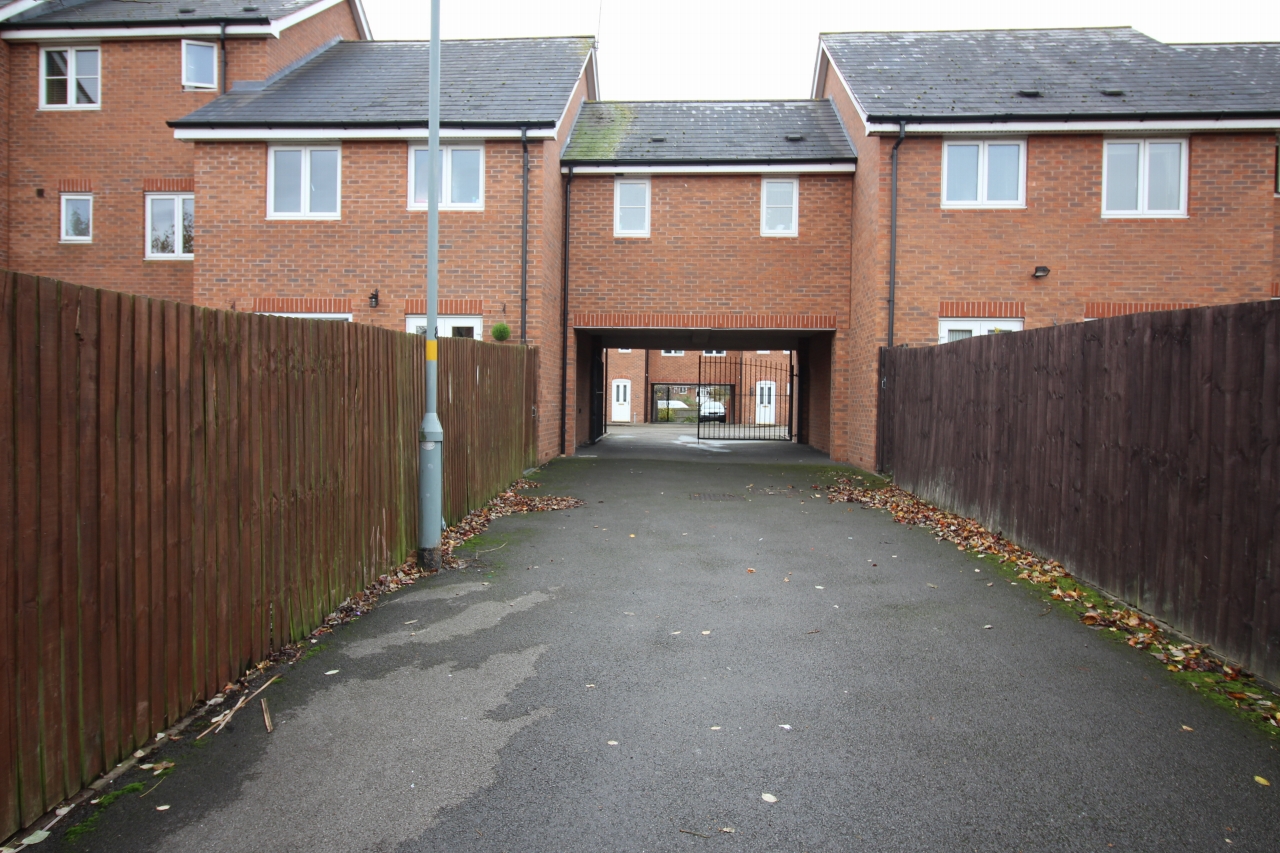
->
[426,339,437,361]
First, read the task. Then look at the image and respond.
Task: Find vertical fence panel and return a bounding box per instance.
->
[882,301,1280,683]
[0,273,546,837]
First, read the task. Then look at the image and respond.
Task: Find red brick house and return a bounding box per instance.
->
[559,100,858,452]
[1,0,370,301]
[169,35,598,460]
[812,28,1280,467]
[604,348,794,426]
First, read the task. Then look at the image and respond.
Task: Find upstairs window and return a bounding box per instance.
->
[146,194,194,259]
[268,145,340,219]
[614,178,650,237]
[60,194,93,242]
[703,350,727,356]
[409,145,484,210]
[182,40,217,89]
[1103,139,1187,217]
[661,350,684,356]
[942,140,1025,207]
[761,178,798,236]
[41,47,100,109]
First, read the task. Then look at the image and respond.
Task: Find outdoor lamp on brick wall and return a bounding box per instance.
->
[1033,266,1051,278]
[368,289,380,308]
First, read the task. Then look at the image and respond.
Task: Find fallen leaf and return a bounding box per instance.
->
[720,827,736,834]
[778,724,792,731]
[671,631,681,635]
[20,830,50,845]
[404,620,418,625]
[747,568,756,573]
[983,625,993,630]
[783,577,790,582]
[630,534,635,538]
[927,583,937,588]
[607,741,618,746]
[710,726,721,730]
[155,805,170,811]
[324,670,339,676]
[1256,776,1271,786]
[815,585,824,589]
[702,631,711,635]
[761,793,778,803]
[1181,725,1194,731]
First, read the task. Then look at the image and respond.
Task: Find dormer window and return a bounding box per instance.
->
[40,47,99,109]
[182,40,218,89]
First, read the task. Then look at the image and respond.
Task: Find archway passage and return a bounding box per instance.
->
[570,327,835,455]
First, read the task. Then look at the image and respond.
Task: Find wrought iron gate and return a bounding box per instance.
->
[696,353,794,440]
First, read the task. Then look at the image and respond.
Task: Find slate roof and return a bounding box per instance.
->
[171,37,594,128]
[5,0,315,26]
[561,101,856,164]
[821,28,1280,122]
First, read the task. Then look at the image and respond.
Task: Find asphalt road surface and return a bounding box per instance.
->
[48,427,1280,852]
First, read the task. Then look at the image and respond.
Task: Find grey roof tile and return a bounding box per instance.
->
[171,37,593,128]
[822,28,1280,121]
[561,101,856,163]
[6,0,315,25]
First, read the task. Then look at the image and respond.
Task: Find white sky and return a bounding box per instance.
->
[361,0,1280,101]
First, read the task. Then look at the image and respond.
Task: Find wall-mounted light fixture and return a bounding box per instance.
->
[368,288,380,308]
[1033,266,1051,278]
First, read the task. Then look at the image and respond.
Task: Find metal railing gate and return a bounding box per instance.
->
[696,353,794,440]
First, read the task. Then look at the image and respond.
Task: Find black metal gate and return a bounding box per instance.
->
[696,353,793,440]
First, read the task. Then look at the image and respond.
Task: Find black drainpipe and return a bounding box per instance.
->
[219,22,228,94]
[559,166,574,455]
[886,122,905,347]
[520,127,530,345]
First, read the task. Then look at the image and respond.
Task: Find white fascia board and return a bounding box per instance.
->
[347,0,372,40]
[0,1,45,24]
[808,38,827,100]
[562,163,856,175]
[175,126,557,141]
[865,118,1280,134]
[3,0,347,40]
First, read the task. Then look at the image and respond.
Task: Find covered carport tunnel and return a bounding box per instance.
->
[569,327,835,450]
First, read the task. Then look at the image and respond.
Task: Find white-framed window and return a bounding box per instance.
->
[257,312,352,321]
[405,315,483,339]
[942,140,1026,208]
[1102,139,1188,218]
[614,177,650,237]
[761,177,798,236]
[938,317,1024,344]
[267,145,341,219]
[703,350,726,356]
[40,46,100,110]
[408,144,484,210]
[145,193,194,259]
[60,194,92,243]
[182,40,217,89]
[661,350,684,356]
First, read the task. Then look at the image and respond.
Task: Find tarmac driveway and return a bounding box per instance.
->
[51,430,1280,852]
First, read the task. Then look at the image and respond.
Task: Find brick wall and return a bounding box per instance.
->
[0,38,9,270]
[3,1,361,300]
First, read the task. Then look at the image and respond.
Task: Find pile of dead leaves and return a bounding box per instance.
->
[820,477,1280,732]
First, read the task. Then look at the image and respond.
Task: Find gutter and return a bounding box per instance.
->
[168,119,560,130]
[219,22,227,94]
[1,16,271,29]
[886,122,905,348]
[520,127,529,345]
[559,166,574,455]
[865,109,1280,124]
[559,156,858,168]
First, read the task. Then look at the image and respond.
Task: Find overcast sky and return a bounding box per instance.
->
[361,0,1280,101]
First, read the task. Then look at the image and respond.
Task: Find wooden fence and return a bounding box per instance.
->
[0,272,539,837]
[879,300,1280,684]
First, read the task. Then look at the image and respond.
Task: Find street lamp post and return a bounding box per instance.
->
[417,0,444,569]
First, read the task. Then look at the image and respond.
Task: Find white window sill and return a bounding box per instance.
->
[613,232,649,239]
[760,231,798,238]
[407,204,485,212]
[145,255,194,261]
[266,214,342,221]
[183,84,217,92]
[940,203,1026,210]
[60,238,92,244]
[1101,212,1189,219]
[40,104,101,111]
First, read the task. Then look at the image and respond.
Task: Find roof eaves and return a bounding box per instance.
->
[865,109,1280,124]
[559,156,858,167]
[167,118,561,129]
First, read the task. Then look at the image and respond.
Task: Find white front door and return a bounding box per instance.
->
[755,380,776,425]
[611,379,631,422]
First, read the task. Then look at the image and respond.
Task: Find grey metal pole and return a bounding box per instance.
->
[417,0,444,569]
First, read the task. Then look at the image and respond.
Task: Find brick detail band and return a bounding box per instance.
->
[57,179,92,193]
[571,313,838,330]
[1085,301,1198,319]
[403,298,484,315]
[251,297,352,314]
[938,301,1025,319]
[143,178,195,193]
